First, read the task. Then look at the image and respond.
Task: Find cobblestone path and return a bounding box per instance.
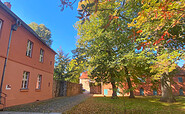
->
[4,93,92,113]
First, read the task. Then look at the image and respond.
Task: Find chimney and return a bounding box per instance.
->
[4,2,11,9]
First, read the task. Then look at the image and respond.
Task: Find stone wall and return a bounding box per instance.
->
[90,86,101,94]
[52,80,82,98]
[52,80,60,98]
[66,82,82,96]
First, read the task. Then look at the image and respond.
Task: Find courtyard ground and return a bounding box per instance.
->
[65,96,185,114]
[3,93,92,113]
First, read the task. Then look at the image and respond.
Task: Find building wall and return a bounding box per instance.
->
[2,60,53,107]
[90,85,101,94]
[171,76,185,96]
[101,76,185,96]
[66,82,82,96]
[80,79,90,92]
[0,6,55,107]
[52,81,82,97]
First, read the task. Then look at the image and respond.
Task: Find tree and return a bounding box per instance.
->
[59,0,184,102]
[54,49,70,80]
[75,0,184,102]
[128,0,185,102]
[29,22,53,47]
[54,48,87,83]
[65,48,88,83]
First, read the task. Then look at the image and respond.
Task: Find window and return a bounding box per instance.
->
[26,40,33,57]
[36,75,42,89]
[140,88,144,95]
[39,49,44,62]
[153,89,157,95]
[179,88,184,96]
[21,71,29,89]
[0,20,2,31]
[117,88,120,95]
[138,77,145,82]
[178,77,183,82]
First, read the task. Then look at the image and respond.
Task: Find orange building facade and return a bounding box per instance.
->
[0,2,56,108]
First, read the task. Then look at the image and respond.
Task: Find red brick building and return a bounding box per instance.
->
[102,66,185,96]
[82,66,185,96]
[0,2,56,107]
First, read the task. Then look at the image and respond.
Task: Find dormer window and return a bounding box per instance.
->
[39,49,44,62]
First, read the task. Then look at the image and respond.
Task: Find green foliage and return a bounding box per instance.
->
[128,0,185,77]
[75,0,153,97]
[54,49,70,80]
[29,22,53,47]
[54,48,87,83]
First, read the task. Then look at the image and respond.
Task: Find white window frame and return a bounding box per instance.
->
[0,20,2,31]
[26,40,33,57]
[21,71,29,89]
[39,49,44,62]
[36,75,42,89]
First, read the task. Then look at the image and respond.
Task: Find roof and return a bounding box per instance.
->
[79,71,89,79]
[0,2,56,54]
[176,66,185,76]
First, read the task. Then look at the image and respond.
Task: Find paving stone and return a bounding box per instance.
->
[3,93,92,113]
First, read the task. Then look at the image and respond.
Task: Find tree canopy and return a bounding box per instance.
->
[29,22,53,47]
[75,1,152,98]
[59,0,184,102]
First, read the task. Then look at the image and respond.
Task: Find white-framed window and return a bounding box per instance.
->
[39,49,44,62]
[0,20,2,31]
[36,75,42,89]
[26,40,33,57]
[21,71,29,89]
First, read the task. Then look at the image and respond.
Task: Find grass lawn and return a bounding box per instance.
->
[65,96,185,114]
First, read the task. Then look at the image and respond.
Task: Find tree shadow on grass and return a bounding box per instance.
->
[67,96,185,114]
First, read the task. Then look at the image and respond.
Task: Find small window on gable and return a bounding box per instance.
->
[178,77,183,82]
[0,20,3,31]
[39,49,44,62]
[26,40,33,57]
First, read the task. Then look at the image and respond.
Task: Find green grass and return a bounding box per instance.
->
[65,96,185,114]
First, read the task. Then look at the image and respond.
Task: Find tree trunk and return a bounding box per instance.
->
[160,75,176,103]
[111,80,118,98]
[124,66,135,98]
[126,77,135,98]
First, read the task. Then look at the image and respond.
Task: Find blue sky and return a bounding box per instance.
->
[2,0,184,67]
[2,0,79,57]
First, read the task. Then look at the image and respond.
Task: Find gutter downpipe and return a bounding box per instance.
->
[0,20,21,103]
